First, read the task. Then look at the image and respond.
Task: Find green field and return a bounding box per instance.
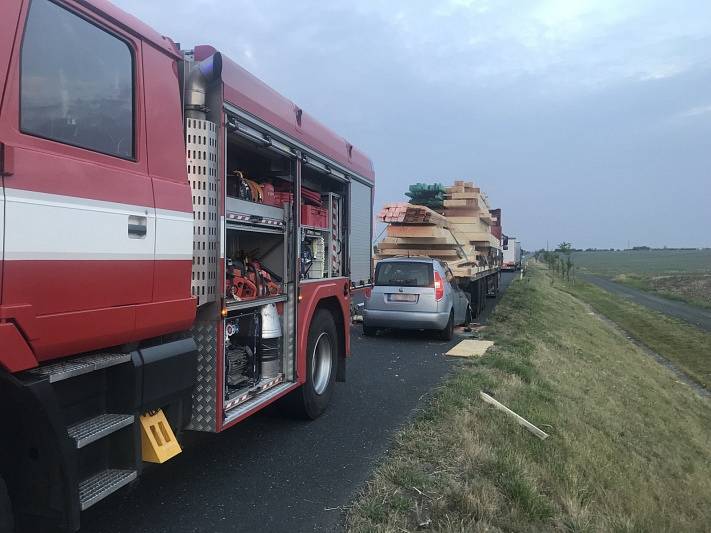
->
[572,249,711,308]
[347,267,711,532]
[572,249,711,275]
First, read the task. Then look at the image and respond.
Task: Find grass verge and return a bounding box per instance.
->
[346,266,711,532]
[567,280,711,388]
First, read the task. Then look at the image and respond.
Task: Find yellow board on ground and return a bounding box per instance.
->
[446,339,494,357]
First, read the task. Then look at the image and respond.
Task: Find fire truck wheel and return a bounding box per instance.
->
[287,309,338,420]
[0,475,13,533]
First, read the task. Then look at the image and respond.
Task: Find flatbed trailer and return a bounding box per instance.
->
[454,266,501,318]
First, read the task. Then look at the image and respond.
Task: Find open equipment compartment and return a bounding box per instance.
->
[299,156,348,281]
[221,112,297,414]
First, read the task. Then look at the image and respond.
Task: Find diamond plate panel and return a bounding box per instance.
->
[187,319,218,432]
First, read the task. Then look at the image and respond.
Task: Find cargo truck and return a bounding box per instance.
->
[0,1,375,530]
[502,238,521,271]
[373,181,502,321]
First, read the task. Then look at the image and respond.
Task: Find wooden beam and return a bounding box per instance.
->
[480,392,549,440]
[386,225,451,238]
[377,237,454,247]
[377,248,460,257]
[447,192,480,200]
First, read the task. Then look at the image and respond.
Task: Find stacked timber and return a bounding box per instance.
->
[442,181,499,250]
[374,182,502,278]
[374,203,480,277]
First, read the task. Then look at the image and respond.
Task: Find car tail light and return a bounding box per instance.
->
[434,271,444,301]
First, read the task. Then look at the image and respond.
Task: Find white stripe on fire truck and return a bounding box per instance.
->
[3,188,192,261]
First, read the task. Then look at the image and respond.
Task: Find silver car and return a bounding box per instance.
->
[362,257,471,340]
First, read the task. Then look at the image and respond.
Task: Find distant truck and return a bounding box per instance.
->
[503,238,521,271]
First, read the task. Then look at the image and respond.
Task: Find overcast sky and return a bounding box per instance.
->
[115,0,711,250]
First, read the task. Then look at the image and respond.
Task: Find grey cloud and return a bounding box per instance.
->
[114,0,711,249]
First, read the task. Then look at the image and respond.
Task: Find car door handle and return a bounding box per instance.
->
[128,215,147,238]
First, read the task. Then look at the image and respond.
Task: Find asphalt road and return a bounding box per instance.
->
[582,274,711,332]
[81,272,516,533]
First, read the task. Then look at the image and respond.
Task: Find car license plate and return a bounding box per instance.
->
[388,293,417,302]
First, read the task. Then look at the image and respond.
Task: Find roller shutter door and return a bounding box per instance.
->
[349,180,372,286]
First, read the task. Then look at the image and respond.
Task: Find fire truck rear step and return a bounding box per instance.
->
[28,352,132,383]
[79,469,137,511]
[68,414,135,449]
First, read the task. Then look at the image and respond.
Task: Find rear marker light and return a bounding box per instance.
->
[434,271,444,301]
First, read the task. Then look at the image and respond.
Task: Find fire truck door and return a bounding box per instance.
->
[0,0,23,303]
[0,0,155,358]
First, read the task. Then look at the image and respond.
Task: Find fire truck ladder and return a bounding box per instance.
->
[26,352,139,510]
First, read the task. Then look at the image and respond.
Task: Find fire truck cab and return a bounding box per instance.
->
[0,1,374,531]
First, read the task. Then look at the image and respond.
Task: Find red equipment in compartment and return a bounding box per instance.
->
[302,205,328,228]
[261,183,277,206]
[274,191,293,205]
[226,258,281,300]
[226,258,258,300]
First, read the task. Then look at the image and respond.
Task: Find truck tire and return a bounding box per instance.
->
[437,310,454,341]
[287,309,338,419]
[0,476,13,533]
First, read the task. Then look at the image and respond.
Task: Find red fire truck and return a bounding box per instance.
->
[0,1,375,530]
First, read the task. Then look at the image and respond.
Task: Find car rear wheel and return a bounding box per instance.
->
[464,305,472,325]
[437,310,454,341]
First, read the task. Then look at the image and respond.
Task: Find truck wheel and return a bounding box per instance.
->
[437,311,454,341]
[0,476,13,533]
[287,309,338,419]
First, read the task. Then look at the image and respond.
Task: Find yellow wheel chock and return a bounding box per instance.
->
[139,409,182,463]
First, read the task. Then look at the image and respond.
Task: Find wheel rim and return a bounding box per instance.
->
[311,332,333,395]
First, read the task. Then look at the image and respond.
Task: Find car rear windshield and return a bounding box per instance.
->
[375,262,433,287]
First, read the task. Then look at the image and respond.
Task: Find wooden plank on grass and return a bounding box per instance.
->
[479,392,550,440]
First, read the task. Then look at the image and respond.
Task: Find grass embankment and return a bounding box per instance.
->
[347,267,711,532]
[567,281,711,388]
